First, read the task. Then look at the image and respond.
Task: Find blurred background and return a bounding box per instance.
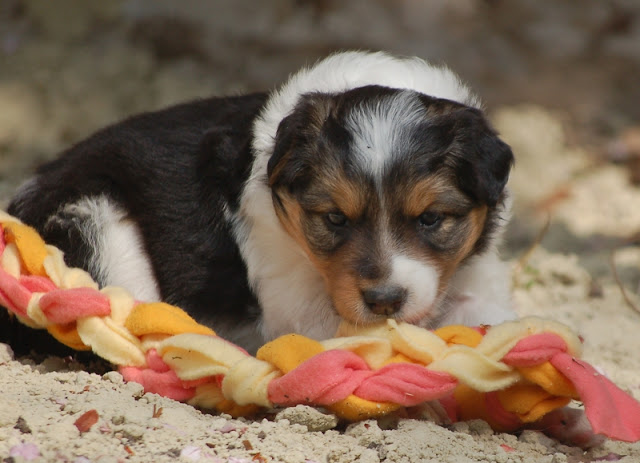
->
[0,0,639,292]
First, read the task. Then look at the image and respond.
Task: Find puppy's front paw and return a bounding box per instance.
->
[532,407,605,449]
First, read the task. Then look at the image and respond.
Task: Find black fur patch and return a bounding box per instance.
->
[8,94,268,345]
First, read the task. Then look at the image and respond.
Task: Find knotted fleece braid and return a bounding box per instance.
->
[0,210,639,442]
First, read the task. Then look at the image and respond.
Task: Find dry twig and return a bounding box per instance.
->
[512,214,551,287]
[609,247,640,316]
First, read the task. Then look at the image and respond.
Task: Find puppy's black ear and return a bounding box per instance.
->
[267,112,304,189]
[267,93,337,190]
[448,108,514,207]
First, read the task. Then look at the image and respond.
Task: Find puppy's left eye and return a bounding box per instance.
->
[326,212,347,227]
[418,211,443,228]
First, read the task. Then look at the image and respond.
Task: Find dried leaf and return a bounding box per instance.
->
[74,409,99,433]
[242,439,253,450]
[14,416,32,434]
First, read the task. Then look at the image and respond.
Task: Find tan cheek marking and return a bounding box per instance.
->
[275,191,353,300]
[426,205,489,293]
[461,205,488,257]
[276,197,367,322]
[274,193,325,269]
[324,247,367,322]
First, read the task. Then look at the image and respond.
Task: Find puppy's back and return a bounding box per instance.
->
[8,94,267,340]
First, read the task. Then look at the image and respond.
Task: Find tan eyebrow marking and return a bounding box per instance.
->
[403,175,455,217]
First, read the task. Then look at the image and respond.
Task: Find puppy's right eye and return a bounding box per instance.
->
[326,212,347,227]
[418,211,443,229]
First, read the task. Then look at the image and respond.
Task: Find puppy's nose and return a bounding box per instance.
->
[362,286,407,316]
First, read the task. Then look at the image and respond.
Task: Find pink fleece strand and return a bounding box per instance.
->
[120,365,197,402]
[119,350,212,402]
[0,264,31,317]
[501,333,569,367]
[38,288,111,324]
[19,275,58,293]
[0,225,29,316]
[484,391,524,430]
[550,354,640,443]
[504,333,640,442]
[268,350,373,405]
[268,349,458,407]
[353,362,458,406]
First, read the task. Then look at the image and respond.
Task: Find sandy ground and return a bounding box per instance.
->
[1,1,640,462]
[3,245,640,463]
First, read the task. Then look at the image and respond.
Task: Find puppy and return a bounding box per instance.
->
[9,51,516,353]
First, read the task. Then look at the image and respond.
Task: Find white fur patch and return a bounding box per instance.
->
[390,255,439,323]
[431,194,515,327]
[347,91,427,181]
[231,192,342,341]
[435,251,516,327]
[57,196,161,302]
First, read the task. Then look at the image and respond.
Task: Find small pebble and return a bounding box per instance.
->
[466,419,494,436]
[345,421,384,447]
[0,343,15,363]
[275,405,339,432]
[103,371,124,384]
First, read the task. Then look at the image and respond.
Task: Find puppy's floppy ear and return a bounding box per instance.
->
[267,93,337,190]
[267,112,304,189]
[447,108,514,207]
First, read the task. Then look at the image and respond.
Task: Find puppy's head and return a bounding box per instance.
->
[267,85,513,326]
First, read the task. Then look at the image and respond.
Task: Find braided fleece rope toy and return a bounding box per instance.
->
[1,210,639,442]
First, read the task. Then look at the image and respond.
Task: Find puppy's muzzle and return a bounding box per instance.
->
[362,285,408,316]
